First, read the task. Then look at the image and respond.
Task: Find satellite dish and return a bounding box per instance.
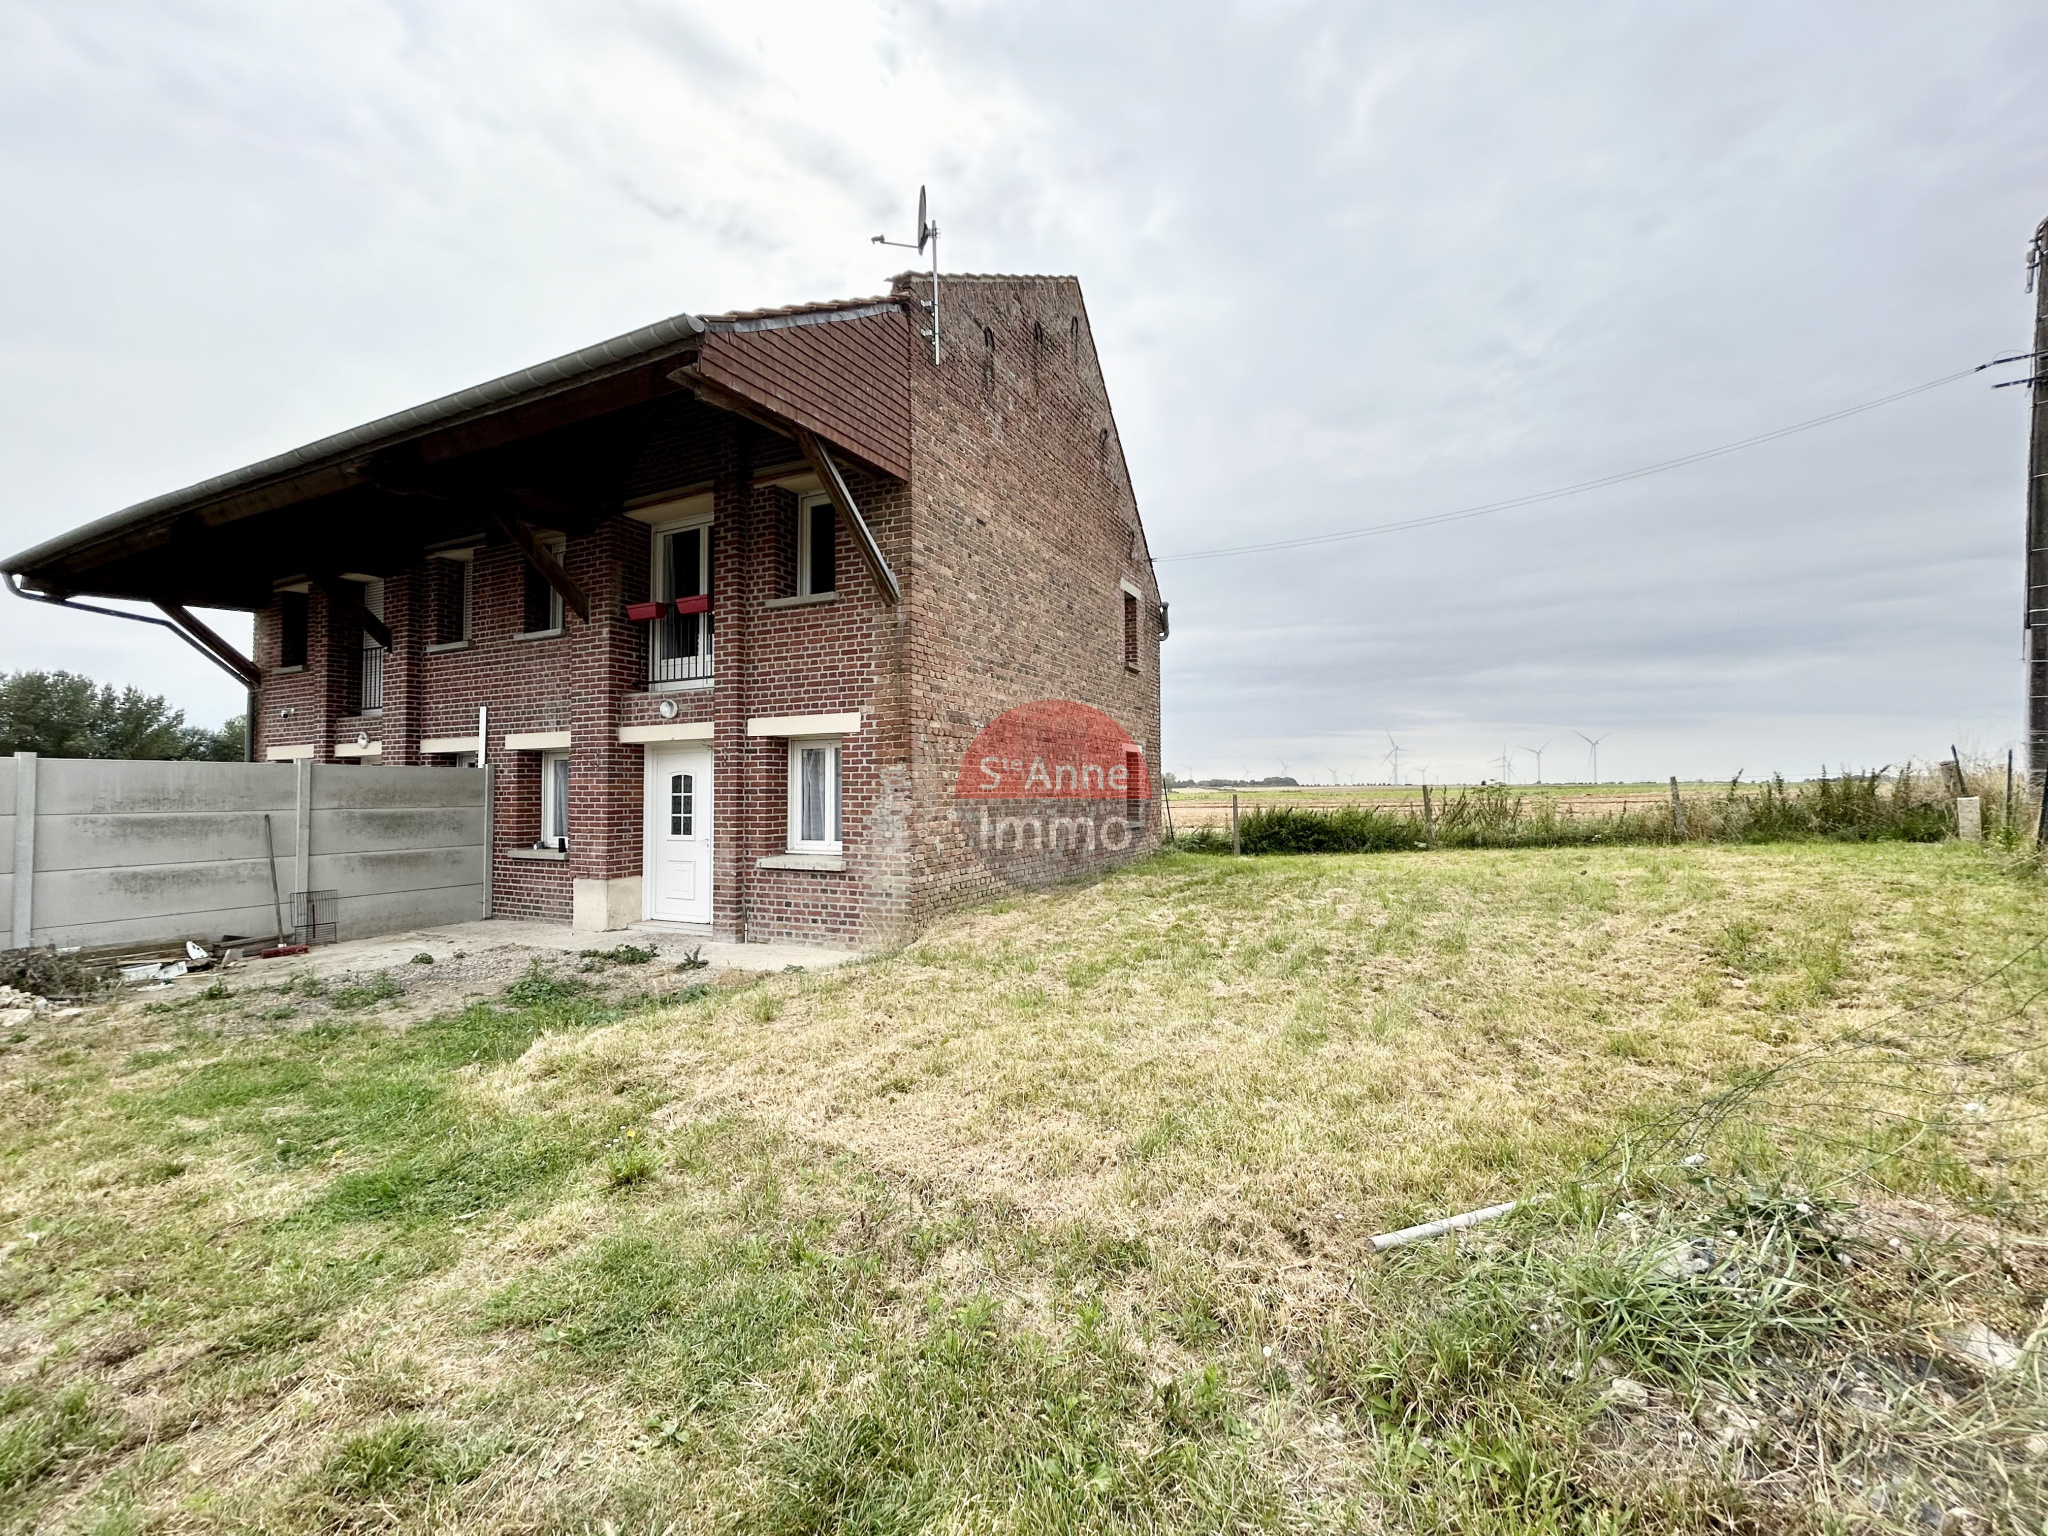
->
[870,186,941,363]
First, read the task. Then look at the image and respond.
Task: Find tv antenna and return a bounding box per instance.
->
[1521,740,1551,784]
[1573,730,1609,784]
[1383,734,1407,785]
[873,185,940,365]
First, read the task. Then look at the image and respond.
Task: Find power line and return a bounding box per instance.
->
[1155,353,2037,564]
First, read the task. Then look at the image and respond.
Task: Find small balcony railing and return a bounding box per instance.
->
[360,643,384,713]
[647,607,713,685]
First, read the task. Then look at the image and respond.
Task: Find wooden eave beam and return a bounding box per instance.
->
[666,366,800,447]
[312,576,394,650]
[357,462,592,624]
[663,365,902,604]
[480,501,592,622]
[794,430,901,606]
[153,602,261,688]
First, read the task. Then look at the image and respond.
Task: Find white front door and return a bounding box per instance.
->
[644,748,712,923]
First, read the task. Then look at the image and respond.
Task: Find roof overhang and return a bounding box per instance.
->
[4,299,912,611]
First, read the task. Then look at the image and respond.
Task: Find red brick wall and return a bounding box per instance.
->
[891,274,1164,923]
[246,276,1159,949]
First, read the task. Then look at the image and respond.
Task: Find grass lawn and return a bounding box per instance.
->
[2,842,2045,1532]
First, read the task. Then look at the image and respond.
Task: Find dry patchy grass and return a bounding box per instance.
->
[0,841,2043,1532]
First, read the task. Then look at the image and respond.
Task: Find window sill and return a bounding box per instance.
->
[424,640,471,654]
[646,678,715,694]
[507,847,568,862]
[515,628,564,642]
[273,664,305,675]
[1125,661,1140,673]
[757,853,846,872]
[763,592,838,610]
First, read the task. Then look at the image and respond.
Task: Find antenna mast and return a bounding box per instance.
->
[874,186,941,365]
[2027,215,2048,798]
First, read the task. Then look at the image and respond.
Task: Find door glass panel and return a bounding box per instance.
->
[669,771,694,836]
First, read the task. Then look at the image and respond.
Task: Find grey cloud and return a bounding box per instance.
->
[2,1,2044,785]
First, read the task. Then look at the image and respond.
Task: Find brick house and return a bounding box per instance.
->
[3,274,1165,947]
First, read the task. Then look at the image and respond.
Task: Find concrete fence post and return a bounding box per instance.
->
[293,757,314,916]
[10,752,34,948]
[481,765,494,919]
[1957,796,1984,842]
[1669,776,1686,838]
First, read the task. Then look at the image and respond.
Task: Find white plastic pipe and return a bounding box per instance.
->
[1370,1200,1521,1252]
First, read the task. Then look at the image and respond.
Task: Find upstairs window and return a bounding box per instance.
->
[428,553,471,646]
[521,535,565,636]
[797,493,837,596]
[651,521,713,683]
[277,589,308,670]
[1123,589,1139,669]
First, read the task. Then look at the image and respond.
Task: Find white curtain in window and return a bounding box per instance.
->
[546,755,570,844]
[800,746,829,843]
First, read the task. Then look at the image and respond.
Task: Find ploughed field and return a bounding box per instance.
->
[2,841,2045,1532]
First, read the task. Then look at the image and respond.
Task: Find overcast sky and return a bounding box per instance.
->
[4,2,2045,784]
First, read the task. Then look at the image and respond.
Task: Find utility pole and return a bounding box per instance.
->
[2028,216,2048,798]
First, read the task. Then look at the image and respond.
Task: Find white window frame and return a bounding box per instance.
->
[786,736,843,853]
[539,750,570,850]
[796,491,836,596]
[652,514,712,602]
[650,513,714,688]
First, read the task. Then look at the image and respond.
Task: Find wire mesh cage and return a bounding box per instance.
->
[291,889,338,948]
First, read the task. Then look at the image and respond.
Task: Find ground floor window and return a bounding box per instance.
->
[788,738,842,852]
[540,750,570,849]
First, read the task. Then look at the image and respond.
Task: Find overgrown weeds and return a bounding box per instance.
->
[1177,765,1962,855]
[579,944,656,970]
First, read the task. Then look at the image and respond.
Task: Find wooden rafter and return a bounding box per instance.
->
[357,462,592,625]
[152,601,261,688]
[794,430,901,606]
[481,502,591,622]
[311,576,393,651]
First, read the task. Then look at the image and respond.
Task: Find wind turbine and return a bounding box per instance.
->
[1573,730,1609,785]
[1383,735,1407,785]
[1494,744,1514,784]
[1521,741,1551,784]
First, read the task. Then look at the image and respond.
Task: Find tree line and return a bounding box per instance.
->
[0,671,245,761]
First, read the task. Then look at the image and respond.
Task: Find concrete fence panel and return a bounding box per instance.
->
[8,755,487,952]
